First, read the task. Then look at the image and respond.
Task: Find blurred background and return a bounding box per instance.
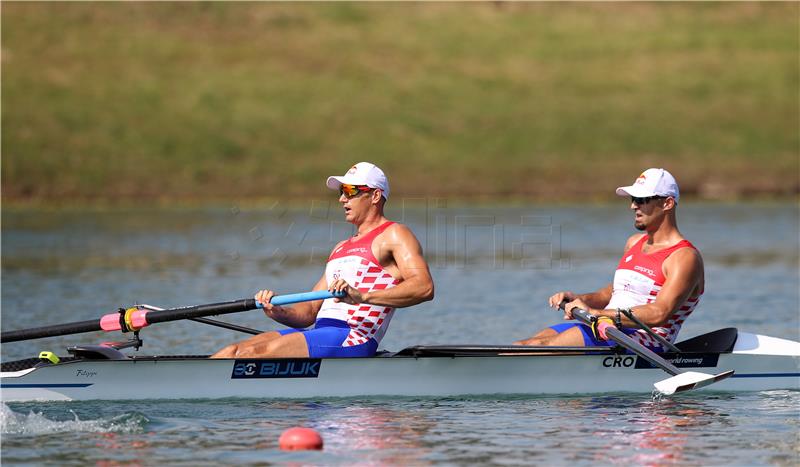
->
[2,2,798,204]
[2,6,799,465]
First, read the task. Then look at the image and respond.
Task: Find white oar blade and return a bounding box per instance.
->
[654,370,735,395]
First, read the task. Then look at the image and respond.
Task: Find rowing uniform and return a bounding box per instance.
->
[278,222,399,358]
[552,235,701,351]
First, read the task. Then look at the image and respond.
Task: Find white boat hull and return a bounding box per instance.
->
[2,332,798,402]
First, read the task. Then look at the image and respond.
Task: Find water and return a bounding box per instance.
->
[2,202,799,465]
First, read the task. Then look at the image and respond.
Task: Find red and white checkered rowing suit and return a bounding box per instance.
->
[317,221,400,347]
[607,235,702,348]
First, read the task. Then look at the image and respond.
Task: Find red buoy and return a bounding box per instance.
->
[279,427,323,451]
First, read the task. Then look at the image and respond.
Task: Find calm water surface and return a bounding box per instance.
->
[2,202,798,465]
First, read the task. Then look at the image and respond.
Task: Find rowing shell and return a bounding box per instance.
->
[2,329,798,402]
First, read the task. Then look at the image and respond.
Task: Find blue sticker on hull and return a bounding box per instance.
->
[231,359,321,379]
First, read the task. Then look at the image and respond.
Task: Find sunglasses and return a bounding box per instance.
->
[630,196,665,205]
[339,184,373,199]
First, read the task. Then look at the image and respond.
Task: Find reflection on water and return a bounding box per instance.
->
[583,396,728,465]
[311,403,435,465]
[2,392,799,465]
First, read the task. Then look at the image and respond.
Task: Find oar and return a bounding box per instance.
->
[0,290,344,343]
[561,301,734,395]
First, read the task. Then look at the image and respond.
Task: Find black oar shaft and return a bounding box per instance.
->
[143,299,257,324]
[0,319,102,343]
[1,292,340,344]
[0,299,258,344]
[603,325,681,375]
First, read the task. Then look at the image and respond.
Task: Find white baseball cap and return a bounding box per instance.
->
[615,168,680,203]
[326,162,390,200]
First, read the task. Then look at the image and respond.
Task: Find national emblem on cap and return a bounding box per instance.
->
[326,162,390,200]
[615,168,680,203]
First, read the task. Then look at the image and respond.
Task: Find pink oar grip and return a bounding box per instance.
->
[100,313,121,332]
[129,309,149,329]
[99,309,151,332]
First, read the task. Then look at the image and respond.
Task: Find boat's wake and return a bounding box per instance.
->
[0,403,148,436]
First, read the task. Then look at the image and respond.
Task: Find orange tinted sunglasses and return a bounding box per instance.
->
[339,184,373,199]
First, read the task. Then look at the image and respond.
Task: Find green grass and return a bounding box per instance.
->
[2,2,798,204]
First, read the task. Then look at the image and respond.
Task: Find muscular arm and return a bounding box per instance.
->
[576,284,613,309]
[260,274,328,328]
[336,224,434,307]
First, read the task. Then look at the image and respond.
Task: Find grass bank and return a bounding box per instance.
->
[2,2,798,205]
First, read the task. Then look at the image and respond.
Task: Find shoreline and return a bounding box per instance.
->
[2,192,798,211]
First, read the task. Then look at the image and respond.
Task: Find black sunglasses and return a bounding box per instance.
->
[630,196,665,205]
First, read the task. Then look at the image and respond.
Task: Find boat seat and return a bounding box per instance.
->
[67,345,128,360]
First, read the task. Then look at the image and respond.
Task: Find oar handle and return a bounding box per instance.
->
[256,290,345,308]
[559,298,615,339]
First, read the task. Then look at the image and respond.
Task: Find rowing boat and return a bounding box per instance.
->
[2,291,798,401]
[2,327,798,402]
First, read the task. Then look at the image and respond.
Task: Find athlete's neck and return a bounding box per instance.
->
[353,215,389,237]
[645,216,683,246]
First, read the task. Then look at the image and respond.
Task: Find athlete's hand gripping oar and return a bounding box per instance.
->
[0,290,345,344]
[559,300,734,395]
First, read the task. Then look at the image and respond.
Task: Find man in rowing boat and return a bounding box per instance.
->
[211,162,434,359]
[515,168,704,351]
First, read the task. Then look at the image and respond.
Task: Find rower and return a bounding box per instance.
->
[515,168,704,351]
[211,162,434,359]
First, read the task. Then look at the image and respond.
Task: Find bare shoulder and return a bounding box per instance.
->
[670,244,704,266]
[382,222,420,242]
[378,222,424,255]
[623,233,646,253]
[663,245,704,284]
